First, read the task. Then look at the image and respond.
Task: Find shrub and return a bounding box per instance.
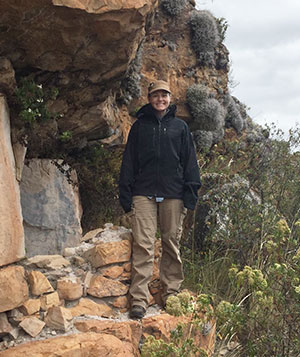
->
[186,84,225,131]
[142,292,212,356]
[160,0,186,17]
[225,95,245,133]
[15,78,59,126]
[192,130,213,151]
[189,10,220,66]
[212,127,225,144]
[182,125,300,355]
[73,143,123,231]
[216,17,228,43]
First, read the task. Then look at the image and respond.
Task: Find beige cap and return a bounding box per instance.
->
[148,80,171,95]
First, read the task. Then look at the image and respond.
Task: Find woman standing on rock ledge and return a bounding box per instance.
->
[119,80,201,319]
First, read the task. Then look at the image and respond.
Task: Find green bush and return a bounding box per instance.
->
[15,78,59,126]
[73,143,123,231]
[160,0,186,17]
[183,125,300,355]
[142,292,211,356]
[189,10,220,66]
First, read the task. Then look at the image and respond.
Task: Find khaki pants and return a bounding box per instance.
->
[130,195,186,309]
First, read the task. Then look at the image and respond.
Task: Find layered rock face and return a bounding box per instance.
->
[0,96,25,267]
[0,0,154,73]
[0,0,157,144]
[130,4,229,121]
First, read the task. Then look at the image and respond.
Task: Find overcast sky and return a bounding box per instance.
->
[196,0,300,135]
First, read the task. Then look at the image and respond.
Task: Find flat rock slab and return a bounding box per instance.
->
[0,332,132,356]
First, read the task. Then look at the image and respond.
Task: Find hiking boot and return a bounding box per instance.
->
[130,305,146,319]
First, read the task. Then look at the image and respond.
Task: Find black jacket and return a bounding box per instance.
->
[119,103,201,213]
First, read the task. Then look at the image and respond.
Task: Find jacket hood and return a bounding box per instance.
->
[136,103,177,121]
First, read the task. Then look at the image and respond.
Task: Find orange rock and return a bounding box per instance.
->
[84,240,131,268]
[0,97,25,268]
[27,271,54,296]
[19,299,41,315]
[45,306,73,332]
[142,313,216,356]
[70,298,113,318]
[0,265,28,312]
[0,332,133,356]
[103,265,124,279]
[142,313,189,340]
[19,317,45,337]
[74,319,142,355]
[113,296,129,309]
[40,292,60,311]
[57,276,83,300]
[88,275,129,298]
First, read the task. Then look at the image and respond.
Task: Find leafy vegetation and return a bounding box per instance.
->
[15,78,59,126]
[182,125,300,356]
[72,143,123,231]
[141,291,211,357]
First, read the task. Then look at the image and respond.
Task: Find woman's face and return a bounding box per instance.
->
[149,90,171,114]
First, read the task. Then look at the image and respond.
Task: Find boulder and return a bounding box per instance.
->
[70,298,113,318]
[19,299,41,316]
[20,160,82,257]
[84,240,131,268]
[45,306,73,332]
[57,276,83,300]
[103,266,124,279]
[0,266,28,313]
[0,332,132,356]
[19,317,45,338]
[0,97,25,267]
[75,319,142,356]
[142,313,216,356]
[27,271,54,296]
[40,292,60,311]
[87,275,129,298]
[112,296,129,309]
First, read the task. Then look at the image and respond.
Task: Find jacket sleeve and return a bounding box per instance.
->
[119,122,138,213]
[182,124,201,210]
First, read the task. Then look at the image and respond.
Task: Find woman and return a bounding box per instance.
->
[119,80,201,319]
